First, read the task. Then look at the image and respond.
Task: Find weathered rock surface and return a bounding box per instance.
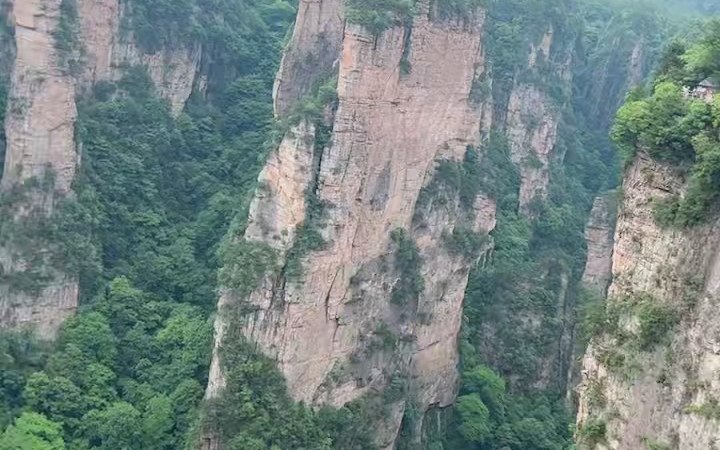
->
[506,83,559,212]
[582,194,616,296]
[273,0,345,116]
[565,193,617,404]
[2,0,78,192]
[206,121,317,397]
[0,0,79,339]
[79,0,200,115]
[207,2,495,445]
[1,0,199,337]
[577,154,720,449]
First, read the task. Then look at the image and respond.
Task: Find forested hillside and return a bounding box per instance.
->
[1,1,303,448]
[0,0,717,449]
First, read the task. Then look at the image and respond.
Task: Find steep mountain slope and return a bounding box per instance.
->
[0,0,198,337]
[577,22,720,450]
[203,0,679,448]
[206,2,496,447]
[0,0,712,449]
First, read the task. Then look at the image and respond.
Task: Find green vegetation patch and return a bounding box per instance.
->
[345,0,415,36]
[442,227,491,260]
[344,0,485,36]
[683,399,720,420]
[580,291,679,351]
[414,146,483,224]
[612,20,720,227]
[389,228,425,306]
[637,302,679,350]
[642,437,673,450]
[577,418,607,449]
[0,277,213,449]
[0,170,101,295]
[53,0,81,73]
[217,239,278,298]
[431,0,485,21]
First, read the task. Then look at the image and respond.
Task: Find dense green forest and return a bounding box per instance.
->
[0,0,718,449]
[1,1,301,448]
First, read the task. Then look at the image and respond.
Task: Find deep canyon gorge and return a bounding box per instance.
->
[1,0,720,449]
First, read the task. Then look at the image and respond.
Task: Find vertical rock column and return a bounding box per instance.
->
[206,1,495,447]
[2,0,78,192]
[581,194,616,296]
[577,154,720,450]
[0,0,79,338]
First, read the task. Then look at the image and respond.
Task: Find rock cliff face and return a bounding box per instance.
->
[2,0,78,192]
[0,0,82,338]
[207,1,495,446]
[78,0,200,115]
[0,0,199,337]
[577,154,720,449]
[565,193,616,404]
[272,0,345,117]
[506,31,562,213]
[582,194,616,296]
[506,83,559,212]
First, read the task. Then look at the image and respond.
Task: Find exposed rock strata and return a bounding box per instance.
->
[2,0,78,192]
[0,0,199,337]
[506,83,559,212]
[207,2,495,446]
[0,0,80,339]
[79,0,200,115]
[582,194,616,296]
[577,153,720,449]
[273,0,345,116]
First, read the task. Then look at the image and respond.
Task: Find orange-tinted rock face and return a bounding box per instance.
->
[3,0,78,193]
[207,2,495,446]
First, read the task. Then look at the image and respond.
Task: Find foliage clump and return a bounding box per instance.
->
[612,19,720,227]
[439,361,572,449]
[122,0,296,59]
[54,0,81,73]
[414,146,483,223]
[345,0,415,36]
[683,399,720,420]
[431,0,485,21]
[637,303,679,350]
[442,227,490,260]
[0,412,66,450]
[0,278,213,449]
[217,239,277,298]
[577,418,607,448]
[389,228,425,306]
